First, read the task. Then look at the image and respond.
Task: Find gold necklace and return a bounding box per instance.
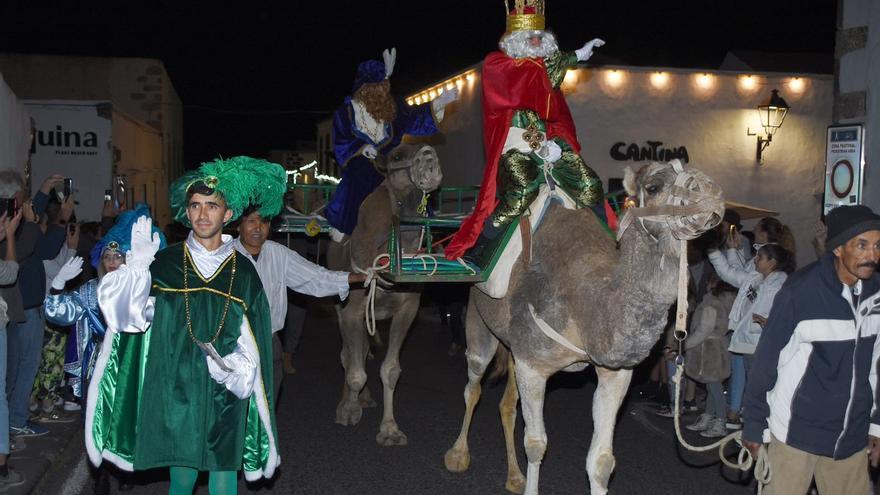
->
[183,244,236,345]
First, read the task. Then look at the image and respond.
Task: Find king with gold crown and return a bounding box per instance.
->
[445,0,610,262]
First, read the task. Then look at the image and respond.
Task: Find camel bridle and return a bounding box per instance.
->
[616,160,724,243]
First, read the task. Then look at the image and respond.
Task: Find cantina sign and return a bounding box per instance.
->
[610,141,689,163]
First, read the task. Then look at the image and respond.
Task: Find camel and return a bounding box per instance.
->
[443,160,724,495]
[327,143,442,446]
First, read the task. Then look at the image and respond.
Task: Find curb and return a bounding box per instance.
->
[31,423,87,495]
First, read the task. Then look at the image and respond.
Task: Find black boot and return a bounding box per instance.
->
[462,221,503,267]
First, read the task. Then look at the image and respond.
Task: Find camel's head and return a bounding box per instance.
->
[620,159,724,243]
[380,144,442,197]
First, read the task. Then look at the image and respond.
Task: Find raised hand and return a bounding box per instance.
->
[127,216,161,270]
[52,256,84,290]
[575,38,605,62]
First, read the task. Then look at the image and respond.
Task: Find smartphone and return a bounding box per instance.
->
[0,197,16,218]
[63,178,73,198]
[728,224,737,238]
[68,222,77,234]
[104,189,112,202]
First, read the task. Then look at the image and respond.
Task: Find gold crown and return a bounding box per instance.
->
[505,0,545,32]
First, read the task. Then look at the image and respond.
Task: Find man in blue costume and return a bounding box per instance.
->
[325,48,459,239]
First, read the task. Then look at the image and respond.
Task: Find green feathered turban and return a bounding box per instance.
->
[170,156,287,227]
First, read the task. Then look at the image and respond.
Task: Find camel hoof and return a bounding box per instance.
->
[376,422,408,446]
[505,473,526,494]
[444,446,470,472]
[335,402,363,426]
[589,452,615,494]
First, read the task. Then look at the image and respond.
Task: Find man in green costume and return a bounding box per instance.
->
[86,156,286,494]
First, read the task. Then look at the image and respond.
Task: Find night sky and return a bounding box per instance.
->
[0,1,837,166]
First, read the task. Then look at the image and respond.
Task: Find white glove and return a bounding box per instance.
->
[383,47,396,79]
[206,341,257,399]
[538,141,563,163]
[362,144,378,160]
[433,87,459,108]
[126,216,161,271]
[51,256,84,290]
[575,38,605,62]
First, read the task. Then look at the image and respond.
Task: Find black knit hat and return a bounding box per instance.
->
[826,205,880,252]
[723,209,742,230]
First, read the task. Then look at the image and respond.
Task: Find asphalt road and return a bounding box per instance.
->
[73,299,759,494]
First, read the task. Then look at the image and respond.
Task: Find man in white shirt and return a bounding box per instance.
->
[235,205,364,400]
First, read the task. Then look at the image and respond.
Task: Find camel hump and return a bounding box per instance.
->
[531,203,618,278]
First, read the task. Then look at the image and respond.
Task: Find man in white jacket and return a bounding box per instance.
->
[235,205,364,400]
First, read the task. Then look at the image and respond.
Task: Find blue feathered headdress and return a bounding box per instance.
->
[352,60,387,93]
[90,204,167,269]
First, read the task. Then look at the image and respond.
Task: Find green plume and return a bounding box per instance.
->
[170,156,287,226]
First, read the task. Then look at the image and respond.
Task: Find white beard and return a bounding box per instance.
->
[499,30,559,59]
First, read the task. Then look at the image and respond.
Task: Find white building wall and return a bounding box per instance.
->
[429,66,832,268]
[0,73,30,173]
[838,0,880,210]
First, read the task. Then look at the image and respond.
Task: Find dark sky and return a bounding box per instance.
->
[0,1,837,165]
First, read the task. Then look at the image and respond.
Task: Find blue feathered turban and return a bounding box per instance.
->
[90,204,167,269]
[352,60,387,93]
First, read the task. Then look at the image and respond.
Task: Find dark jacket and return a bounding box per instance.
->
[742,254,880,459]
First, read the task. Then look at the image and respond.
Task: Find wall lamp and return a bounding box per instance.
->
[750,89,789,162]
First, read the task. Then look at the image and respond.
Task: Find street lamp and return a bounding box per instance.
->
[755,89,789,162]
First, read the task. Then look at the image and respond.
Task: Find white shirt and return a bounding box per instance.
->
[234,238,349,332]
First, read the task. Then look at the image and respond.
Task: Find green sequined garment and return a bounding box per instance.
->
[491,139,603,227]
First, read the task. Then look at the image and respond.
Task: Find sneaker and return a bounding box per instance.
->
[725,412,742,430]
[10,422,48,437]
[654,405,677,418]
[700,418,728,438]
[682,400,699,413]
[685,413,713,432]
[63,401,82,412]
[34,409,76,423]
[0,467,25,489]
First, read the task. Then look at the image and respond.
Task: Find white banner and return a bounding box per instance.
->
[25,100,112,222]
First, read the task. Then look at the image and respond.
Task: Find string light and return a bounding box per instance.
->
[605,69,623,87]
[696,73,714,90]
[650,71,669,89]
[739,75,757,90]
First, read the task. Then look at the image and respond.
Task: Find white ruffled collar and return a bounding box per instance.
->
[185,232,234,279]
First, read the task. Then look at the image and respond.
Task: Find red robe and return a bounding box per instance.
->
[445,51,582,260]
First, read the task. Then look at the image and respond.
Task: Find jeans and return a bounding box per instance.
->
[706,381,726,418]
[0,324,8,454]
[728,353,747,415]
[6,308,45,428]
[666,359,680,405]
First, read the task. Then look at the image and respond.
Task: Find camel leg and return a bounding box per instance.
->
[500,355,525,494]
[444,299,499,472]
[376,294,419,446]
[335,299,370,426]
[515,361,549,495]
[585,367,633,495]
